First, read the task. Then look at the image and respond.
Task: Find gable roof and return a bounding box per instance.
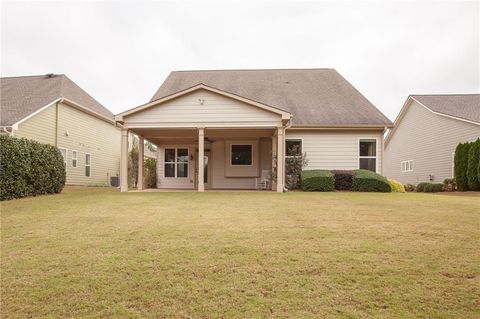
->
[1,74,114,126]
[411,94,480,124]
[149,69,393,127]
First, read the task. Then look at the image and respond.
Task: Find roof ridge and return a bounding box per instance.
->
[172,68,335,72]
[411,93,480,97]
[0,74,66,79]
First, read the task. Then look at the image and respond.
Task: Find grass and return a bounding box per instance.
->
[1,187,479,318]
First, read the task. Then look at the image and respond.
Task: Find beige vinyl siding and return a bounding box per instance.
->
[285,130,384,173]
[14,103,56,145]
[124,89,282,128]
[384,100,480,184]
[156,145,195,189]
[56,102,120,186]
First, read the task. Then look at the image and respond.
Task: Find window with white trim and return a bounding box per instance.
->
[72,150,78,168]
[401,160,413,172]
[85,154,91,177]
[164,148,189,178]
[286,139,302,157]
[59,148,67,167]
[231,144,252,165]
[359,139,377,172]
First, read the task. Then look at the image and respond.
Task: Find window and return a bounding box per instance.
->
[164,148,189,178]
[359,139,376,172]
[59,148,67,166]
[401,160,413,172]
[72,150,78,168]
[286,139,302,157]
[231,144,252,165]
[85,154,91,177]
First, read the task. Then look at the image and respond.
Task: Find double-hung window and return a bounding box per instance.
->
[359,139,377,172]
[231,144,252,166]
[164,148,189,178]
[72,150,78,168]
[286,139,302,157]
[85,154,91,177]
[401,160,413,172]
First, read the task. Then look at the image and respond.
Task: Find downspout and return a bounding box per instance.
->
[55,101,60,147]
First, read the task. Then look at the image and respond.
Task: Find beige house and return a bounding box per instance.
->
[384,94,480,184]
[1,74,121,186]
[116,69,393,192]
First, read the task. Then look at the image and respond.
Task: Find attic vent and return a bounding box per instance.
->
[45,73,55,78]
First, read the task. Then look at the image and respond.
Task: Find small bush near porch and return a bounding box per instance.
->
[2,188,479,318]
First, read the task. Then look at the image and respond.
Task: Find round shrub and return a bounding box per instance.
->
[301,170,334,191]
[388,179,405,193]
[416,182,429,192]
[0,135,65,201]
[443,178,456,192]
[351,169,391,192]
[423,183,443,193]
[404,184,416,192]
[467,139,480,190]
[332,170,354,191]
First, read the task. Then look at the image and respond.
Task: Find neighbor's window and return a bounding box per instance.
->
[85,154,91,177]
[164,148,189,178]
[231,144,252,165]
[286,139,302,157]
[59,148,67,166]
[359,139,376,172]
[72,150,78,168]
[401,160,413,172]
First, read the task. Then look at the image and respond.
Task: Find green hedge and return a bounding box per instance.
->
[0,135,66,201]
[301,170,335,191]
[423,183,444,193]
[388,179,405,193]
[467,139,480,190]
[454,142,471,191]
[416,182,429,192]
[351,169,391,192]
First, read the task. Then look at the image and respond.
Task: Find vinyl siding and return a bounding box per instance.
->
[285,130,384,173]
[124,89,282,128]
[14,103,56,145]
[384,100,480,184]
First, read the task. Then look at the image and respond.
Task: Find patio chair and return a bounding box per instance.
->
[255,170,271,190]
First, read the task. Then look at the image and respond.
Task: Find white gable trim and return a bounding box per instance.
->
[115,84,292,122]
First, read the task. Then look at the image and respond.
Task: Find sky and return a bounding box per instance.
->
[1,1,479,121]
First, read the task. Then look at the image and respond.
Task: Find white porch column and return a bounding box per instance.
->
[120,128,129,192]
[137,135,144,190]
[276,126,285,192]
[271,134,277,191]
[198,128,205,192]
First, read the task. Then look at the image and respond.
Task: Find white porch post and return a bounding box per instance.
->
[271,134,277,191]
[137,135,144,190]
[198,128,205,192]
[120,128,129,192]
[276,126,285,192]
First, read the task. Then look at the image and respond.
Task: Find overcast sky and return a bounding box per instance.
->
[1,1,479,120]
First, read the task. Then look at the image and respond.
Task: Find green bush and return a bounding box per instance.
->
[467,139,480,190]
[443,178,456,192]
[351,169,391,192]
[454,142,471,191]
[301,170,334,191]
[388,179,405,193]
[404,184,416,192]
[423,183,444,193]
[0,135,65,201]
[144,158,157,188]
[416,182,429,192]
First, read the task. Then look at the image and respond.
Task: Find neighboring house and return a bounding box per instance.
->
[115,69,393,192]
[384,94,480,185]
[1,74,121,186]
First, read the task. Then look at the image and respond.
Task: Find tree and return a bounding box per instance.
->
[144,158,157,188]
[128,138,139,188]
[467,139,480,190]
[454,142,471,191]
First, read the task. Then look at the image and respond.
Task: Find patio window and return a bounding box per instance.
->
[359,139,376,172]
[231,144,252,165]
[164,148,188,178]
[85,154,91,177]
[286,139,302,157]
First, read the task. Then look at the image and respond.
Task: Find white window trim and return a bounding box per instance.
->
[85,153,91,177]
[401,160,414,172]
[72,150,78,168]
[230,143,254,166]
[164,148,189,179]
[285,138,303,158]
[59,147,67,170]
[358,138,378,173]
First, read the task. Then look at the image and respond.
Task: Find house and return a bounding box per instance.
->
[384,94,480,185]
[0,74,121,186]
[115,69,393,192]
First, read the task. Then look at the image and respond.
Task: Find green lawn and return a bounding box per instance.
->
[1,187,479,318]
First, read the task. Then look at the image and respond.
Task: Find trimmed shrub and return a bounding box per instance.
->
[388,179,405,193]
[332,170,354,191]
[467,139,480,190]
[454,142,471,191]
[351,169,391,192]
[144,158,157,188]
[301,170,335,191]
[423,183,443,193]
[443,178,456,192]
[416,182,429,192]
[404,184,416,192]
[0,135,65,201]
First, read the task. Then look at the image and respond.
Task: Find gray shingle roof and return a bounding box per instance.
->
[411,94,480,124]
[151,69,393,127]
[1,74,113,126]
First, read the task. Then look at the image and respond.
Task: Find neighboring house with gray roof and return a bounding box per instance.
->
[116,69,393,192]
[384,94,480,185]
[1,74,121,186]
